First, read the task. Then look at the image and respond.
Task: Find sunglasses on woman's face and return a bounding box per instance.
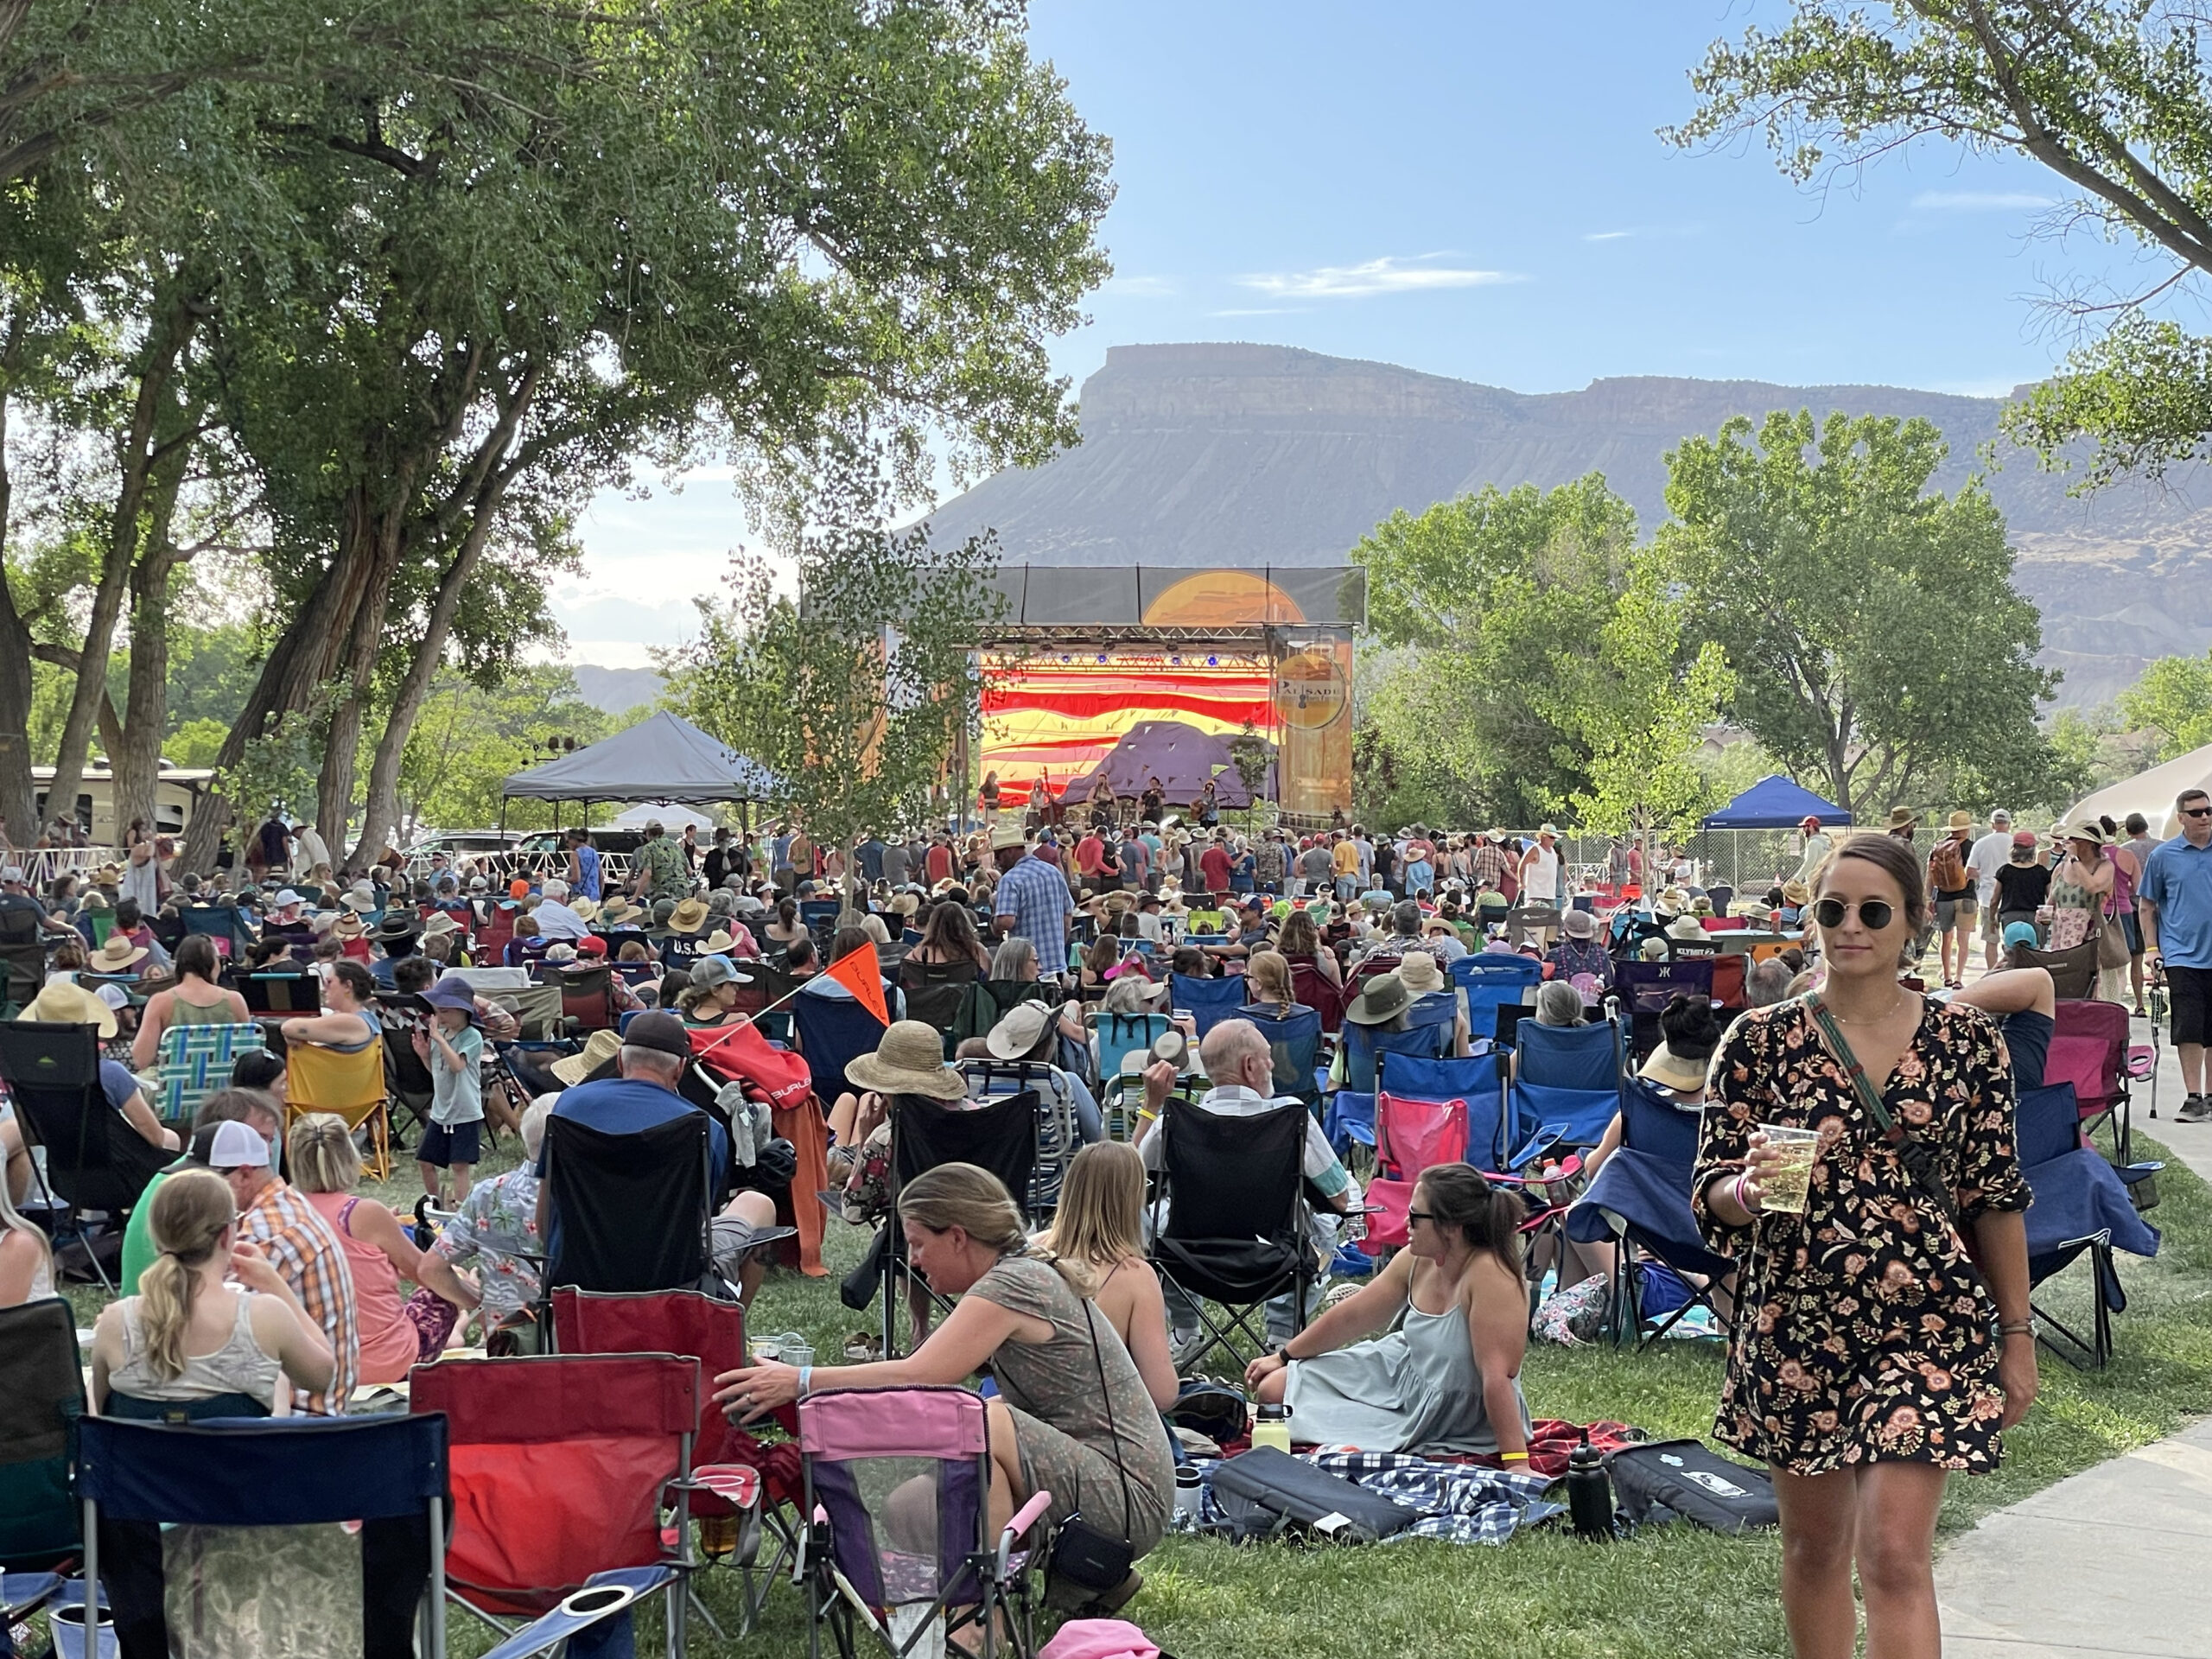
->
[1405,1210,1434,1227]
[1813,897,1895,931]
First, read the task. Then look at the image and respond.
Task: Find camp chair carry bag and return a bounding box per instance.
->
[1606,1439,1777,1535]
[1208,1446,1420,1543]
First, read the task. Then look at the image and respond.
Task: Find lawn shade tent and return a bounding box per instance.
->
[1690,775,1852,895]
[1063,720,1253,810]
[2062,741,2212,841]
[502,711,780,807]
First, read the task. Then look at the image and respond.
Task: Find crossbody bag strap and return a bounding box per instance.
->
[1080,1295,1138,1533]
[1802,994,1962,1233]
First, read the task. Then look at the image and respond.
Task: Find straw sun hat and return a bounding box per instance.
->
[845,1020,971,1100]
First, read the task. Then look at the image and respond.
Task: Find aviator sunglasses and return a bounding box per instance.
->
[1813,897,1895,931]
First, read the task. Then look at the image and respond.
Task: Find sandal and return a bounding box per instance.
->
[842,1332,884,1362]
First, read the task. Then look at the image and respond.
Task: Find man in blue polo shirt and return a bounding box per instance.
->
[2140,785,2212,1121]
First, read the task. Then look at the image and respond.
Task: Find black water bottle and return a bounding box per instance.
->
[1566,1428,1613,1541]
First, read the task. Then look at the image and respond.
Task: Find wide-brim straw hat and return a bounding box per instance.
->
[702,928,739,954]
[1396,950,1445,995]
[667,897,710,932]
[420,912,461,940]
[1344,971,1411,1027]
[1666,914,1707,941]
[1946,810,1973,834]
[846,1020,971,1099]
[985,1000,1054,1061]
[551,1028,624,1086]
[1639,1043,1713,1093]
[21,981,119,1038]
[1781,880,1812,906]
[571,898,601,924]
[2068,820,2111,847]
[1885,807,1917,831]
[91,935,148,971]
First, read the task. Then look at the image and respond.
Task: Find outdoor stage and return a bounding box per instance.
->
[973,564,1364,826]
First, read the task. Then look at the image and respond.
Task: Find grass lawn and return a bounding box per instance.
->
[52,1128,2211,1658]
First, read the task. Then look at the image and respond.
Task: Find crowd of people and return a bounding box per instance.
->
[4,780,2205,1657]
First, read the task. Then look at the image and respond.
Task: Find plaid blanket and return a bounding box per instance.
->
[1194,1450,1562,1546]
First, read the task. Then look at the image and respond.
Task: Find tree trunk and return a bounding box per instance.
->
[48,291,197,830]
[115,554,183,842]
[317,495,411,849]
[0,321,37,842]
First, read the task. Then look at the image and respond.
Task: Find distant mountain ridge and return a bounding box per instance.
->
[566,664,665,717]
[917,342,2212,705]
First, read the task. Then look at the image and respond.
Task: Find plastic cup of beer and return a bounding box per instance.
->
[1755,1124,1821,1215]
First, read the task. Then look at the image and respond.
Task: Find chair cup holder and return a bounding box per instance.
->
[556,1583,638,1618]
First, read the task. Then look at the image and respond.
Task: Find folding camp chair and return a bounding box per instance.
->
[410,1354,699,1658]
[286,1038,395,1181]
[897,959,985,1052]
[2048,997,2139,1162]
[798,1386,1053,1659]
[1568,1077,1738,1347]
[2012,938,2098,1001]
[179,904,251,961]
[383,1023,438,1147]
[728,959,798,1044]
[1335,1018,1447,1097]
[0,936,42,1016]
[474,906,518,966]
[0,1021,168,1289]
[77,1413,449,1659]
[150,1020,266,1128]
[799,899,842,946]
[1611,957,1715,1061]
[0,1299,83,1573]
[542,1109,721,1296]
[1087,1009,1172,1081]
[546,963,620,1033]
[795,988,893,1109]
[1147,1097,1313,1376]
[1379,1050,1510,1166]
[1504,905,1563,949]
[1167,971,1247,1037]
[238,971,321,1014]
[2017,1083,2162,1369]
[1241,1002,1326,1111]
[1362,1090,1472,1251]
[1449,957,1544,1052]
[550,1288,791,1637]
[1288,958,1346,1033]
[1510,1017,1627,1151]
[877,1090,1039,1358]
[1708,953,1747,1011]
[957,1060,1079,1215]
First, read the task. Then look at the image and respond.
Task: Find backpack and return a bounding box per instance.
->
[1606,1439,1778,1535]
[1929,838,1967,895]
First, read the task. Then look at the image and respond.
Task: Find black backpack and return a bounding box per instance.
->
[1208,1446,1421,1543]
[1605,1439,1778,1535]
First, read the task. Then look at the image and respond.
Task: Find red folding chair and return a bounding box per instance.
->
[409,1353,701,1656]
[2051,998,2137,1161]
[551,1287,797,1635]
[1363,1090,1470,1252]
[1709,953,1746,1010]
[1290,958,1346,1033]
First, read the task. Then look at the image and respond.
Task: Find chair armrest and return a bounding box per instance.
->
[2125,1046,2155,1079]
[1502,1127,1562,1171]
[995,1490,1054,1580]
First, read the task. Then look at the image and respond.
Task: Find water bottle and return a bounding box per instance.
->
[1174,1465,1203,1522]
[1566,1427,1612,1541]
[1250,1403,1292,1454]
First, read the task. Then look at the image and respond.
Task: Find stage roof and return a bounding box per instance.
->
[977,564,1365,642]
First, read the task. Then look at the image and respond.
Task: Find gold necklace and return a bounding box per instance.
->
[1831,993,1910,1027]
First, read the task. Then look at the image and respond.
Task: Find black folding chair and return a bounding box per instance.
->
[898,957,986,1052]
[877,1089,1039,1358]
[0,1297,85,1573]
[542,1110,723,1306]
[239,971,323,1014]
[1147,1098,1313,1376]
[0,1021,168,1290]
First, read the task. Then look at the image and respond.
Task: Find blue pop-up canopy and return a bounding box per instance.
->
[1701,774,1851,830]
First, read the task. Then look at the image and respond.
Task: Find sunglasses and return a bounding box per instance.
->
[1405,1210,1435,1227]
[2183,806,2212,820]
[1813,897,1896,931]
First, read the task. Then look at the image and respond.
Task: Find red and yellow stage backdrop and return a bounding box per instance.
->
[980,652,1272,805]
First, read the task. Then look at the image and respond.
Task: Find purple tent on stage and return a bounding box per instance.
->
[1065,721,1255,808]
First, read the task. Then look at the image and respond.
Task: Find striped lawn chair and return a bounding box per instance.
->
[153,1020,267,1125]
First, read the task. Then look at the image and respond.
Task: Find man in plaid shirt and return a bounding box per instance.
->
[992,834,1075,976]
[212,1122,359,1414]
[1470,830,1510,893]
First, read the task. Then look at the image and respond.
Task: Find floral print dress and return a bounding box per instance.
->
[1693,997,2028,1476]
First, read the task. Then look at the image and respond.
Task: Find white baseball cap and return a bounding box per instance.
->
[206,1119,272,1170]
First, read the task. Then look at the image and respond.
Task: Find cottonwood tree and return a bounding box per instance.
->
[1659,410,2061,820]
[664,524,1006,893]
[1669,2,2212,482]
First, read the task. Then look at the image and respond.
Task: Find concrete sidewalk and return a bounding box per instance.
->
[1934,1009,2211,1658]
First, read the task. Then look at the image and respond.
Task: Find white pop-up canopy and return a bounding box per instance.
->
[2061,741,2212,840]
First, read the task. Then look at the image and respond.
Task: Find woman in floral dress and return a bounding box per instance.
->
[2044,822,2115,953]
[1694,833,2037,1659]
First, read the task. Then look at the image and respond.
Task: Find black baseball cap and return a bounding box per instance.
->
[621,1011,691,1058]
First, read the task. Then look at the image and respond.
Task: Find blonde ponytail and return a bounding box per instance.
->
[137,1169,236,1382]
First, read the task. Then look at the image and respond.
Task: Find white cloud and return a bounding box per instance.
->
[1209,306,1309,317]
[1910,190,2058,212]
[1103,274,1177,298]
[1584,230,1633,242]
[1236,254,1522,300]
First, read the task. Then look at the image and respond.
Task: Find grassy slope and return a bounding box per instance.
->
[56,1133,2209,1658]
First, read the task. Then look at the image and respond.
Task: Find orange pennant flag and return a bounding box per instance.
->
[823,944,890,1026]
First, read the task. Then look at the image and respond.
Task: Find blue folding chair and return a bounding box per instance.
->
[1568,1076,1738,1346]
[1450,957,1544,1049]
[2018,1082,2162,1368]
[1612,957,1714,1060]
[1168,972,1248,1038]
[1510,1017,1626,1150]
[1336,1020,1449,1096]
[76,1414,450,1659]
[791,985,890,1107]
[1240,1003,1324,1110]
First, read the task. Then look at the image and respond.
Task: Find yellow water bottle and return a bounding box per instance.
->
[1251,1403,1292,1453]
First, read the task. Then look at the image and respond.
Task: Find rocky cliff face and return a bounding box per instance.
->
[920,342,2212,705]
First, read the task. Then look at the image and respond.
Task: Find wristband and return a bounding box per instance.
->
[1499,1452,1530,1463]
[798,1365,812,1397]
[1135,1108,1160,1122]
[1730,1171,1754,1214]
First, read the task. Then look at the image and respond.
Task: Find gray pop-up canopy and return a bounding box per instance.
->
[501,711,780,804]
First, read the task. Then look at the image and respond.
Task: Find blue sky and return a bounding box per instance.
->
[558,0,2147,665]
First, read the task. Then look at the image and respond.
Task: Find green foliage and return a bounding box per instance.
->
[1353,476,1642,824]
[2117,652,2212,763]
[1660,410,2062,819]
[1669,3,2212,484]
[162,719,231,771]
[163,622,264,735]
[395,669,615,837]
[663,524,1006,866]
[215,710,322,826]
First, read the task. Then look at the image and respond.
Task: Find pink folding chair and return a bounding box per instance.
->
[2051,998,2136,1160]
[1363,1091,1470,1253]
[798,1386,1053,1659]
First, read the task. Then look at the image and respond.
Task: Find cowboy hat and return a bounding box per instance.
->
[373,912,422,944]
[420,912,461,940]
[989,821,1027,851]
[2067,820,2111,846]
[1639,1043,1713,1093]
[1781,879,1812,906]
[1885,806,1917,831]
[667,896,710,933]
[1396,950,1446,995]
[334,913,365,939]
[594,896,640,926]
[846,1020,971,1100]
[1537,823,1560,836]
[570,898,601,924]
[1560,907,1596,939]
[20,981,119,1038]
[1344,971,1411,1027]
[550,1028,624,1086]
[1946,810,1972,834]
[91,934,148,971]
[985,999,1054,1062]
[702,928,740,955]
